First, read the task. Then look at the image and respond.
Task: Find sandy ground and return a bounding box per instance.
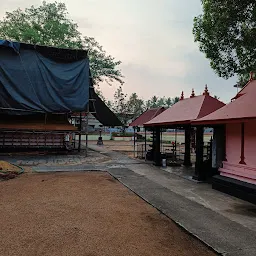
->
[0,172,216,256]
[91,140,199,160]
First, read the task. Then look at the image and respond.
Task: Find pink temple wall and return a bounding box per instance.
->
[225,124,241,163]
[220,121,256,185]
[244,119,256,167]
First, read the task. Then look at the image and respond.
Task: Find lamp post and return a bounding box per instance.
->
[97,129,103,145]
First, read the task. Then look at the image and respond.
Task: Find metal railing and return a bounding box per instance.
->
[136,141,212,163]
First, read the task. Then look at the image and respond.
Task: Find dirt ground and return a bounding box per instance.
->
[0,172,216,256]
[91,140,196,160]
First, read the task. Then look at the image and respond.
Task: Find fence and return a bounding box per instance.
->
[0,130,77,150]
[136,141,212,163]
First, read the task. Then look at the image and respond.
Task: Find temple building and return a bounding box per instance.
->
[193,73,256,203]
[144,86,225,179]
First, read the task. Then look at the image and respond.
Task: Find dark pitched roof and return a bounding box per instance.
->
[129,107,166,127]
[89,86,122,127]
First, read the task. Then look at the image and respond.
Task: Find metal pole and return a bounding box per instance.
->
[175,128,177,159]
[78,112,82,152]
[144,127,147,160]
[160,128,162,153]
[133,127,136,158]
[85,103,89,157]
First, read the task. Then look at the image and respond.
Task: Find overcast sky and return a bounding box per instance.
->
[1,0,238,103]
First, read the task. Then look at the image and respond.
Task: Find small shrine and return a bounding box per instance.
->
[144,86,225,180]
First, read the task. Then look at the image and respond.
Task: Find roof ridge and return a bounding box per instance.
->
[234,78,254,98]
[197,95,207,119]
[152,107,164,119]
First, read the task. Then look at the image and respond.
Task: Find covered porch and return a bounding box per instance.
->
[144,87,225,181]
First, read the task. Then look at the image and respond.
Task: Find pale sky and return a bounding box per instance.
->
[0,0,238,103]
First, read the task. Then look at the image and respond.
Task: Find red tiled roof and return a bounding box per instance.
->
[193,80,256,125]
[129,107,166,127]
[145,95,225,126]
[232,75,256,100]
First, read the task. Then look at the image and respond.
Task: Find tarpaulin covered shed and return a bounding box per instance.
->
[0,40,122,151]
[0,40,89,114]
[0,40,90,150]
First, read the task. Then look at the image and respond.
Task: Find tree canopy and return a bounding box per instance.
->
[109,87,180,126]
[0,1,123,86]
[193,0,256,84]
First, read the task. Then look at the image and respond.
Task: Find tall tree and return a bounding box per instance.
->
[165,97,173,107]
[156,97,166,107]
[0,1,123,86]
[112,86,130,132]
[172,97,179,104]
[193,1,256,83]
[149,96,158,108]
[127,93,145,119]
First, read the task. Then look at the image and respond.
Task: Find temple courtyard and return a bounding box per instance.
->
[0,143,255,256]
[0,172,216,256]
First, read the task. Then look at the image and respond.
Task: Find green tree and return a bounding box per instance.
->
[193,1,256,82]
[165,97,173,107]
[172,97,179,104]
[149,96,158,108]
[145,99,152,109]
[0,1,123,86]
[144,96,179,109]
[156,97,166,107]
[127,93,145,119]
[112,86,130,132]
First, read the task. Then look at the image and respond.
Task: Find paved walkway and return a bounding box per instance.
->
[0,149,109,167]
[15,143,256,256]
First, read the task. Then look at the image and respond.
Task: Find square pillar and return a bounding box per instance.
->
[212,125,225,172]
[184,126,192,166]
[193,126,204,181]
[154,126,161,166]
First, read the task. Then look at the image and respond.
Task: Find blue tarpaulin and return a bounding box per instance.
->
[0,40,89,114]
[0,40,20,53]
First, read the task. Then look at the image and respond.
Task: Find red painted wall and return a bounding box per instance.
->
[244,120,256,167]
[220,122,256,185]
[226,124,241,163]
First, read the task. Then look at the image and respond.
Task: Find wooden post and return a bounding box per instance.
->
[193,126,204,181]
[184,126,192,166]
